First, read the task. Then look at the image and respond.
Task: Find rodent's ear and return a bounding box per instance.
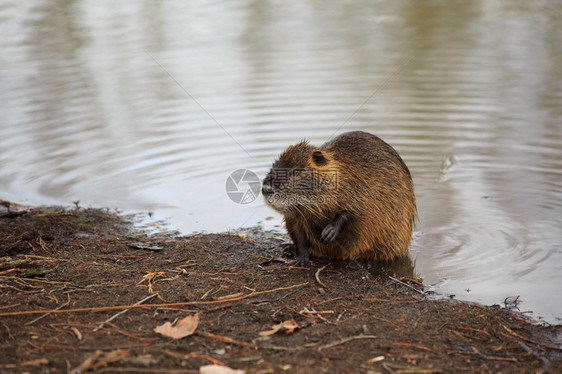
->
[312,150,328,166]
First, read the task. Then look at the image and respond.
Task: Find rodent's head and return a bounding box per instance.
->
[262,141,338,214]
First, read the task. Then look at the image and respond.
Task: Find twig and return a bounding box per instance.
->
[365,297,425,304]
[217,293,244,300]
[393,342,433,352]
[202,248,229,257]
[382,362,442,374]
[313,296,347,305]
[260,266,309,271]
[0,284,41,294]
[511,316,552,326]
[163,350,226,367]
[260,345,307,351]
[450,329,488,341]
[94,294,157,332]
[502,324,562,351]
[519,341,550,371]
[314,313,336,325]
[0,269,22,276]
[94,321,157,341]
[23,255,78,262]
[446,349,518,363]
[26,298,70,325]
[402,278,424,287]
[389,275,425,295]
[71,349,129,374]
[0,304,20,310]
[0,282,309,317]
[0,275,69,284]
[96,369,196,373]
[318,334,378,350]
[27,342,150,351]
[315,264,329,289]
[196,331,258,350]
[444,324,491,337]
[0,358,49,369]
[482,356,518,363]
[2,323,13,339]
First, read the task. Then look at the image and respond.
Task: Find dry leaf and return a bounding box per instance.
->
[154,314,199,339]
[259,319,299,336]
[200,364,245,374]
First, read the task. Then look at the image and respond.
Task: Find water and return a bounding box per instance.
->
[1,0,561,323]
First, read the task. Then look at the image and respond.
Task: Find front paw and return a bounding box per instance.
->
[289,258,312,268]
[291,255,311,267]
[321,224,339,243]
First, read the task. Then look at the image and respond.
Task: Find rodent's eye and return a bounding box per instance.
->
[312,150,328,166]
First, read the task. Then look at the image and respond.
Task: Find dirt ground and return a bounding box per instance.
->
[0,203,560,374]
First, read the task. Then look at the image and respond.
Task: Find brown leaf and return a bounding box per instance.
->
[154,314,199,339]
[259,319,299,336]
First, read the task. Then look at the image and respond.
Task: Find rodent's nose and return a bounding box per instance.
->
[262,183,274,197]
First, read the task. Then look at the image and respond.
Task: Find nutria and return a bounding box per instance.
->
[262,131,415,265]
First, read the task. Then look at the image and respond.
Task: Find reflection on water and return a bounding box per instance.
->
[1,0,561,322]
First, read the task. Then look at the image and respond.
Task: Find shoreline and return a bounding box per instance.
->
[0,203,560,373]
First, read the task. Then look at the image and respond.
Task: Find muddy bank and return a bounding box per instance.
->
[0,203,560,373]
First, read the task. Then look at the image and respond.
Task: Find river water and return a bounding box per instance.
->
[1,1,561,323]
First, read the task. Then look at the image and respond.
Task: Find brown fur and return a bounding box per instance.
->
[262,131,416,262]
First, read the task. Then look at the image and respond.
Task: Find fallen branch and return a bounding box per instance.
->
[0,282,309,317]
